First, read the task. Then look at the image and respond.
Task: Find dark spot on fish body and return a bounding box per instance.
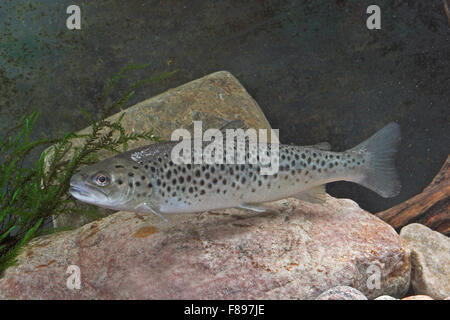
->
[115,165,124,169]
[128,172,134,177]
[135,181,141,187]
[117,179,123,185]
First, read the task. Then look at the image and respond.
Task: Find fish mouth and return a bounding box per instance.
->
[69,183,108,202]
[69,185,90,197]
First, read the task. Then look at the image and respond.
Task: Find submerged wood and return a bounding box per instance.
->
[376,155,450,236]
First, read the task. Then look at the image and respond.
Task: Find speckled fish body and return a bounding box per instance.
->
[69,123,401,218]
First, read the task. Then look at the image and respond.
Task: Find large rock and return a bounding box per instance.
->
[0,195,410,299]
[400,223,450,299]
[49,71,272,229]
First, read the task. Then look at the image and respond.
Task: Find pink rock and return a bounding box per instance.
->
[0,196,410,299]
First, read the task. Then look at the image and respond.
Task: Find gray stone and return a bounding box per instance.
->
[315,286,368,300]
[374,295,398,300]
[400,223,450,299]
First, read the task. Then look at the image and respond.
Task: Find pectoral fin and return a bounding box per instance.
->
[239,203,266,212]
[135,202,169,223]
[293,185,327,204]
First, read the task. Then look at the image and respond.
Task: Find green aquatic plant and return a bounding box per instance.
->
[0,64,178,274]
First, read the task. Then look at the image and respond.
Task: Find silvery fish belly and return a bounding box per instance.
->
[69,123,401,220]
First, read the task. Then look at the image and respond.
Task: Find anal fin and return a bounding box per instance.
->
[293,185,327,204]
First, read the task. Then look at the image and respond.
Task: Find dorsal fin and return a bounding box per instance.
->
[309,142,331,151]
[219,119,246,134]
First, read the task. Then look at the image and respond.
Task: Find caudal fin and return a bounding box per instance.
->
[349,122,401,198]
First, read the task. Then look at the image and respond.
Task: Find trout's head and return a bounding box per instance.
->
[69,157,152,211]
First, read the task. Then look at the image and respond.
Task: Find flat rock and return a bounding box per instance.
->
[400,223,450,299]
[315,286,367,300]
[48,71,272,229]
[0,195,410,300]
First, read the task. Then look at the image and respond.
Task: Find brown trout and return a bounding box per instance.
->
[69,123,401,221]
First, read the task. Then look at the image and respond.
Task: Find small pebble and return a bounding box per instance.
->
[402,295,434,300]
[375,295,398,300]
[316,286,368,300]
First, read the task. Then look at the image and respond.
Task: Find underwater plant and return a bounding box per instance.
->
[0,63,178,275]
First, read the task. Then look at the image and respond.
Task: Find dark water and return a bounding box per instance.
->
[0,0,449,213]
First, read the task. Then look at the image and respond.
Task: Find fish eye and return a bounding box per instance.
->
[94,173,110,186]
